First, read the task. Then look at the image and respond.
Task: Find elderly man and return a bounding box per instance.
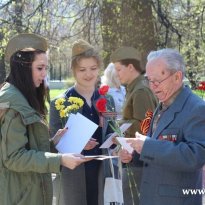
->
[120,48,205,205]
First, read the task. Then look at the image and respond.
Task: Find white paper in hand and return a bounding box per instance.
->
[56,113,98,154]
[120,123,132,133]
[100,122,132,149]
[99,132,118,149]
[116,137,134,154]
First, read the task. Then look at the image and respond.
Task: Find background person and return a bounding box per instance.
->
[101,62,126,120]
[49,39,115,205]
[0,33,87,205]
[123,48,205,205]
[111,46,158,205]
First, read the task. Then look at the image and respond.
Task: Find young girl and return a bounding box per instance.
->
[0,33,87,205]
[50,39,115,205]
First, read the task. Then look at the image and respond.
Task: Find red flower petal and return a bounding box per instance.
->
[96,98,107,112]
[98,85,109,95]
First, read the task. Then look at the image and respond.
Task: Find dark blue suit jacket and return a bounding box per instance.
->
[139,86,205,205]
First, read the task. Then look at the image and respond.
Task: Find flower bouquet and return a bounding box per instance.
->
[96,87,125,204]
[95,85,122,136]
[55,96,84,127]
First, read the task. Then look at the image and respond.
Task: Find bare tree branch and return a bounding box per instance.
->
[0,0,13,9]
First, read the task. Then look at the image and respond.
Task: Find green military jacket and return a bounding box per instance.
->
[0,83,61,205]
[123,75,158,137]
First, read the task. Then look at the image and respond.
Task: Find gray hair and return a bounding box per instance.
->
[147,48,185,77]
[101,63,121,88]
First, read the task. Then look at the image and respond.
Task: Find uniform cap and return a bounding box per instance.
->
[72,39,93,57]
[5,33,48,61]
[110,46,141,62]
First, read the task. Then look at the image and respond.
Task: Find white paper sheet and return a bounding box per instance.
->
[119,122,132,133]
[82,155,119,160]
[100,122,132,149]
[99,132,118,149]
[115,137,134,154]
[56,113,98,154]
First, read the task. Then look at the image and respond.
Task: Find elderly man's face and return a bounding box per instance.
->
[145,58,182,104]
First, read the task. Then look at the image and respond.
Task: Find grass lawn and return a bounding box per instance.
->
[49,77,74,100]
[194,90,205,99]
[50,89,66,100]
[46,89,66,120]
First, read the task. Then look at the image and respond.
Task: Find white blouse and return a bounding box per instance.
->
[108,86,126,120]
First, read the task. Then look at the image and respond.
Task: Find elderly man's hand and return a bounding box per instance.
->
[118,149,133,163]
[127,132,147,154]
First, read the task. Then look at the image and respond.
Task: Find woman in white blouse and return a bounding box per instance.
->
[101,63,126,120]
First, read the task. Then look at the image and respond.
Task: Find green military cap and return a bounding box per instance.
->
[72,39,94,57]
[110,46,141,63]
[5,33,48,62]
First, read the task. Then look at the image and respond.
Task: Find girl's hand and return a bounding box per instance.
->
[112,136,119,145]
[61,153,92,170]
[51,127,68,145]
[84,138,99,150]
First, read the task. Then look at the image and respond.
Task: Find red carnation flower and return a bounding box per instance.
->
[197,81,205,91]
[96,98,107,112]
[98,85,109,95]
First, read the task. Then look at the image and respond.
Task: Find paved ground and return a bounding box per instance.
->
[53,167,205,205]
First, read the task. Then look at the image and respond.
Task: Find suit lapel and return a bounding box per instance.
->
[153,108,176,139]
[147,104,161,136]
[152,86,192,139]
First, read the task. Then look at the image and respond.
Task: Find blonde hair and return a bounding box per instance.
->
[101,63,121,88]
[71,49,101,70]
[71,39,101,70]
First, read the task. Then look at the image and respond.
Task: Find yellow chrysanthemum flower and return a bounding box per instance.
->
[68,97,84,106]
[55,98,66,110]
[59,109,67,118]
[76,98,84,107]
[55,104,65,111]
[65,106,72,113]
[68,97,77,103]
[55,96,84,121]
[70,104,80,110]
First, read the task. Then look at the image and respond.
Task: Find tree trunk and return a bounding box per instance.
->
[0,57,6,85]
[0,31,6,85]
[13,0,24,33]
[101,0,156,69]
[100,0,121,67]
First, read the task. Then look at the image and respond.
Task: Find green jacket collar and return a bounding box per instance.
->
[0,83,41,125]
[127,75,145,94]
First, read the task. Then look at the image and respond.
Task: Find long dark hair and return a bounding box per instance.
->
[6,50,47,116]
